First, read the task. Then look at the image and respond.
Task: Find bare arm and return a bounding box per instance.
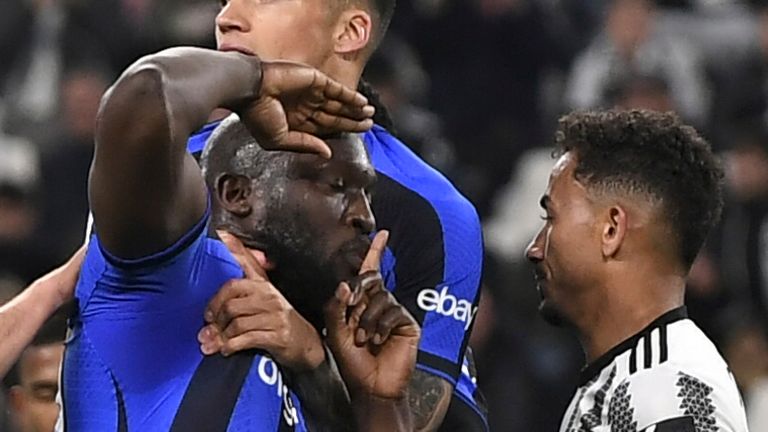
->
[0,247,84,378]
[90,48,265,258]
[408,370,453,431]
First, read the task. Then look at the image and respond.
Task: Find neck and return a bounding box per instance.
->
[576,268,685,364]
[321,57,364,90]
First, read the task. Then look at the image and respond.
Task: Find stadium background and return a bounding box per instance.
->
[1,0,767,430]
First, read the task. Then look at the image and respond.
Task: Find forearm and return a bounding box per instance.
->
[0,281,63,377]
[351,392,413,432]
[408,369,453,431]
[286,348,354,432]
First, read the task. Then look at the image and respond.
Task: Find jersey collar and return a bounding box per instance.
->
[578,306,689,386]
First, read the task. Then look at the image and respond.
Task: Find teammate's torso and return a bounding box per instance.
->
[560,308,748,432]
[62,216,306,431]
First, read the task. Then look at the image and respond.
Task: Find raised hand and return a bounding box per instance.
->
[197,231,325,371]
[240,60,375,158]
[324,231,421,400]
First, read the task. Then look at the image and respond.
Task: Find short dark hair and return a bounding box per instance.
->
[554,110,724,269]
[200,115,291,187]
[368,0,395,48]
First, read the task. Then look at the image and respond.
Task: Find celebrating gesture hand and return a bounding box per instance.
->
[197,231,325,371]
[324,231,421,400]
[241,60,375,159]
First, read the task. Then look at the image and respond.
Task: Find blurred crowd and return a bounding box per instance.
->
[1,0,768,430]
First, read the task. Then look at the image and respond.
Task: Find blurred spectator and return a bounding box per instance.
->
[606,72,677,112]
[0,135,53,283]
[723,319,768,431]
[4,311,67,432]
[565,0,710,125]
[718,124,768,333]
[37,67,108,261]
[399,0,574,216]
[364,35,460,180]
[484,147,554,261]
[0,0,118,142]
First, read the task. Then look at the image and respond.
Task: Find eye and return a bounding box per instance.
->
[539,214,553,221]
[218,0,228,6]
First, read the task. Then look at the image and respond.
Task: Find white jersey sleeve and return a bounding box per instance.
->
[610,362,748,432]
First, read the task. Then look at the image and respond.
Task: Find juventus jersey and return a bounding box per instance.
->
[560,307,748,432]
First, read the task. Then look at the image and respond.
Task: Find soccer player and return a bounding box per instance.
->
[60,46,418,430]
[526,110,749,431]
[6,312,68,432]
[190,1,486,429]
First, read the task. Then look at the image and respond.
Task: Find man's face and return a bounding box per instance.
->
[10,344,64,432]
[253,135,376,319]
[525,152,602,327]
[215,0,337,67]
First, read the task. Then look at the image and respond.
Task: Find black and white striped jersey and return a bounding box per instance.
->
[559,307,749,432]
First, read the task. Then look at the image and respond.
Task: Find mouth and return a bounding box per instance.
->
[218,44,256,56]
[338,237,372,273]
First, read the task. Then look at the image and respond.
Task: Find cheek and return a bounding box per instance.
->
[30,402,58,426]
[247,8,332,62]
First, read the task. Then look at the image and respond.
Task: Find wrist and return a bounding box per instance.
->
[352,392,412,432]
[285,323,325,372]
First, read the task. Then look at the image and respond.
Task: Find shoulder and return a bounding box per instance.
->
[610,324,748,432]
[364,126,481,254]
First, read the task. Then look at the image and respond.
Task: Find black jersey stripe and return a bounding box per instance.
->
[112,373,127,432]
[629,345,638,374]
[660,324,669,364]
[370,173,445,328]
[644,333,652,369]
[170,351,257,431]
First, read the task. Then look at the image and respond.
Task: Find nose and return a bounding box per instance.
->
[525,229,545,264]
[346,191,375,235]
[216,0,250,34]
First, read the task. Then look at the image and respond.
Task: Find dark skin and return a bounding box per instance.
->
[207,230,419,432]
[90,46,414,430]
[211,0,456,427]
[90,47,374,258]
[199,134,418,430]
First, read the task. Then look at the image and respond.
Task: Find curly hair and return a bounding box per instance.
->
[554,110,724,268]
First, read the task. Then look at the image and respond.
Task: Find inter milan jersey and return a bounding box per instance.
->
[61,208,307,431]
[560,307,748,432]
[189,122,488,430]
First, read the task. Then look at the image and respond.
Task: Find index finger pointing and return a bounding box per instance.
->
[359,230,389,274]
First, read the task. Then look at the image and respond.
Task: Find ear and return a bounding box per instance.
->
[333,9,373,55]
[215,174,253,218]
[601,205,627,259]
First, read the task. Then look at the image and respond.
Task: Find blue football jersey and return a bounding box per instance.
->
[62,209,308,431]
[191,122,488,430]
